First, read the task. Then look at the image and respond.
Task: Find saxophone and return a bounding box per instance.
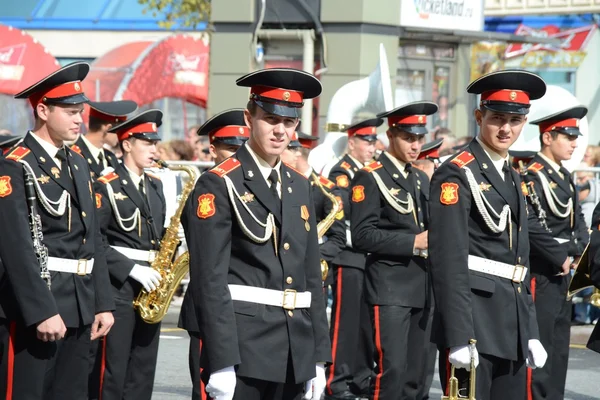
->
[313,173,342,281]
[133,160,198,324]
[518,160,550,232]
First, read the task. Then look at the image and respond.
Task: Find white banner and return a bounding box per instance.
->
[399,0,484,32]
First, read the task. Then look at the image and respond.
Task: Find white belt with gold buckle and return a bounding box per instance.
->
[228,284,311,310]
[468,255,527,283]
[111,246,158,263]
[47,257,94,276]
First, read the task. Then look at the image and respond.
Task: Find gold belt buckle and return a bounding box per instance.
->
[283,289,297,310]
[77,259,88,276]
[148,250,157,263]
[512,265,525,283]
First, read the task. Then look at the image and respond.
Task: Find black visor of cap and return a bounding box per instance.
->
[253,99,301,118]
[481,101,531,115]
[213,137,248,146]
[44,92,90,106]
[393,125,428,135]
[355,134,379,142]
[554,127,582,137]
[130,132,161,142]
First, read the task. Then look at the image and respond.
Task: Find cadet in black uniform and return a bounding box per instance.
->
[429,70,570,399]
[91,110,166,400]
[185,69,331,400]
[178,108,249,400]
[350,102,436,399]
[71,101,137,179]
[0,62,114,400]
[522,106,589,400]
[413,138,443,181]
[326,118,382,399]
[586,202,600,353]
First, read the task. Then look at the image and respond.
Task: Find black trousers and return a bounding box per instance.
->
[89,296,160,400]
[232,375,304,400]
[0,318,91,400]
[188,331,206,400]
[416,306,436,400]
[325,266,373,395]
[370,305,428,400]
[528,273,571,400]
[439,352,526,400]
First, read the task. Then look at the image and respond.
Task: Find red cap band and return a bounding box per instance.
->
[209,125,250,143]
[348,126,377,136]
[388,115,427,127]
[251,85,304,104]
[418,148,440,160]
[481,89,530,105]
[89,107,127,123]
[538,118,580,133]
[29,81,84,107]
[117,122,157,142]
[299,138,317,149]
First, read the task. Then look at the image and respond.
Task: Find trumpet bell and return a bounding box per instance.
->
[567,243,592,301]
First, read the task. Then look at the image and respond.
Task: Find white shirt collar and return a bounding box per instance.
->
[537,152,562,174]
[384,152,408,178]
[347,154,364,169]
[80,134,104,163]
[124,164,144,190]
[303,167,313,179]
[245,143,282,185]
[30,131,62,168]
[476,136,510,179]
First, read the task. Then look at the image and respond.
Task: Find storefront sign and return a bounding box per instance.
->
[399,0,483,32]
[0,44,26,81]
[470,42,506,81]
[520,51,587,69]
[505,24,596,59]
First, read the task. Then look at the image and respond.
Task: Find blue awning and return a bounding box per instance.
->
[485,14,596,33]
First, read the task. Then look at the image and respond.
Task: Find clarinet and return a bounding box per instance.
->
[24,169,51,289]
[518,160,551,233]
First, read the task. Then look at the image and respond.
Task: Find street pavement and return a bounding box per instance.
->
[152,305,600,399]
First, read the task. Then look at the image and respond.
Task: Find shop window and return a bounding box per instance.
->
[533,70,576,94]
[432,66,450,130]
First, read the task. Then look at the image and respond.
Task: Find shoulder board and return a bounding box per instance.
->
[98,171,119,184]
[527,162,544,173]
[340,161,352,170]
[70,144,82,155]
[5,146,31,162]
[450,151,475,168]
[318,175,335,189]
[363,161,383,173]
[209,157,241,177]
[146,172,161,181]
[284,163,307,179]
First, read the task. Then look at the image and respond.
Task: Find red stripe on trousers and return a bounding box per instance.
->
[326,266,343,395]
[200,339,207,400]
[5,321,16,400]
[527,277,537,400]
[373,305,383,400]
[99,337,107,400]
[445,348,451,396]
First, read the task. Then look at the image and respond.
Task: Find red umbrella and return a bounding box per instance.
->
[0,24,60,95]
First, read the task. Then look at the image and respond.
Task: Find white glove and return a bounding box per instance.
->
[303,363,326,400]
[206,366,236,400]
[449,344,479,371]
[128,264,162,292]
[526,339,547,369]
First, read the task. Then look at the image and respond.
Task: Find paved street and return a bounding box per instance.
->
[152,308,600,399]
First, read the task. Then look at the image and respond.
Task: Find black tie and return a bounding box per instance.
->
[56,148,69,175]
[138,178,151,211]
[55,148,76,195]
[98,152,105,169]
[502,161,511,185]
[268,169,280,200]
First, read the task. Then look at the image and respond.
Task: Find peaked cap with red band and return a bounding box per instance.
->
[418,138,444,161]
[467,69,546,115]
[529,105,587,137]
[0,135,22,154]
[88,100,138,125]
[109,109,162,142]
[298,131,319,149]
[377,101,438,135]
[14,61,90,108]
[236,68,322,118]
[198,108,249,147]
[343,118,383,142]
[509,150,537,169]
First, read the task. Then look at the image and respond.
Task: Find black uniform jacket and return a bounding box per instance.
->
[523,154,588,275]
[0,132,114,327]
[328,154,367,269]
[94,165,166,300]
[586,203,600,352]
[185,144,331,384]
[72,135,120,180]
[429,139,554,361]
[350,153,430,308]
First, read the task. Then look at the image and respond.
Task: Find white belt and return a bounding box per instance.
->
[111,246,158,263]
[228,284,312,310]
[554,237,569,244]
[467,255,528,283]
[47,257,94,275]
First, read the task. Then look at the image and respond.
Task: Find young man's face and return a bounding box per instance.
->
[244,106,298,160]
[476,109,527,155]
[210,143,240,164]
[348,137,376,164]
[387,129,424,163]
[543,132,578,162]
[39,103,84,143]
[123,138,158,169]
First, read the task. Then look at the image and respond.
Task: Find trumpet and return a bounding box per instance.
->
[442,339,477,400]
[567,243,600,307]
